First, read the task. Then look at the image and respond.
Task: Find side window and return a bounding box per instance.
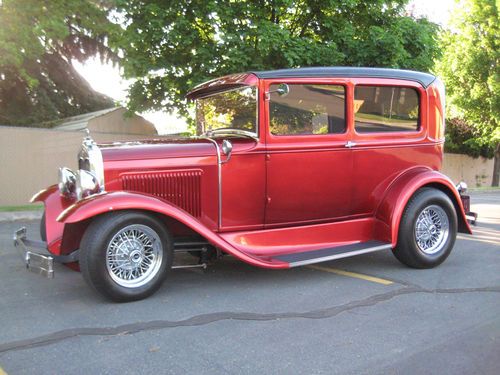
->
[354,86,419,133]
[269,84,346,136]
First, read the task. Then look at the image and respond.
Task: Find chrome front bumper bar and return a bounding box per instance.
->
[13,227,54,278]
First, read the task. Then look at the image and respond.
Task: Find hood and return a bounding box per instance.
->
[99,138,215,162]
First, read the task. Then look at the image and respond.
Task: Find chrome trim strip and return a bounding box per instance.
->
[172,263,207,270]
[29,188,49,203]
[199,137,223,229]
[288,244,392,268]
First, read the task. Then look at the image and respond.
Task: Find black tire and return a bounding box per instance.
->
[80,211,173,302]
[40,211,47,242]
[393,187,457,269]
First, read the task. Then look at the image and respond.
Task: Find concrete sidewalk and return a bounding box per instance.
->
[0,211,43,223]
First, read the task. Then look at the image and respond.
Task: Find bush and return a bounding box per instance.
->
[444,118,495,159]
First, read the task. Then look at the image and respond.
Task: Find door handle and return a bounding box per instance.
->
[345,141,356,148]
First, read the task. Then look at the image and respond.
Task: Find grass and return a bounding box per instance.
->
[0,204,44,212]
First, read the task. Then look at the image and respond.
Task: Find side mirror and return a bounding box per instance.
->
[221,139,233,163]
[266,83,290,100]
[275,83,290,96]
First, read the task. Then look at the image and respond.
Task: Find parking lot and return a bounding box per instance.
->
[0,191,498,374]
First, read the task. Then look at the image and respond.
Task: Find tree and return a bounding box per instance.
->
[115,0,440,119]
[436,0,499,186]
[0,0,118,126]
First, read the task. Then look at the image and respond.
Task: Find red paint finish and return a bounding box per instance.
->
[35,68,470,270]
[220,218,376,257]
[31,185,71,255]
[103,151,219,230]
[57,191,289,269]
[375,168,472,245]
[263,78,354,225]
[100,139,215,162]
[220,142,267,230]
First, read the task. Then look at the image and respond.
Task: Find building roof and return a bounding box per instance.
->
[251,67,437,88]
[53,107,121,131]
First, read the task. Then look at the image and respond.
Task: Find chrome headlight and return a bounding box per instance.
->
[456,181,468,194]
[58,167,77,199]
[76,170,100,199]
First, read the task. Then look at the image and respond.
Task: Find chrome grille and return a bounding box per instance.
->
[121,170,202,217]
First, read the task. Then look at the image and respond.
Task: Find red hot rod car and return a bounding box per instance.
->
[14,67,474,302]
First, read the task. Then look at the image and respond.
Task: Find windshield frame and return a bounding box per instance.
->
[194,85,259,139]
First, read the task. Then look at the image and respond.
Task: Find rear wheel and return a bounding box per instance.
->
[80,211,173,302]
[393,188,457,269]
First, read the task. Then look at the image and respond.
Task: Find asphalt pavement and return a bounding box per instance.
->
[0,192,498,374]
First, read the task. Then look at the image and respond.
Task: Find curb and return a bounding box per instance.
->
[469,188,500,194]
[0,211,43,223]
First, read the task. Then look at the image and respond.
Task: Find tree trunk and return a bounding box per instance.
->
[195,102,205,136]
[492,143,500,187]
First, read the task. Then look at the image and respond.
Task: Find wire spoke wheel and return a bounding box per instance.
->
[414,204,450,255]
[106,224,163,288]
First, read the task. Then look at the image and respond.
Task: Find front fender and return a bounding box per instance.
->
[57,191,288,269]
[376,167,472,246]
[31,185,74,255]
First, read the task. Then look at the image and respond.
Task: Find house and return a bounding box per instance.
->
[52,107,157,135]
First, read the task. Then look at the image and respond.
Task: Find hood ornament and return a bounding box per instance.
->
[83,128,95,146]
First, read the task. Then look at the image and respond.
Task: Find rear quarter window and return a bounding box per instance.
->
[354,86,419,133]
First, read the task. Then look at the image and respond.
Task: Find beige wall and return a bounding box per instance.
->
[88,108,157,135]
[442,153,494,187]
[0,126,165,206]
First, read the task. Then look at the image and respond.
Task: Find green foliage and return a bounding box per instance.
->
[0,0,119,125]
[115,0,440,117]
[444,118,494,158]
[436,0,499,151]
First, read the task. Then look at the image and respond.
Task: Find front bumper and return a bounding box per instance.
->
[13,227,79,278]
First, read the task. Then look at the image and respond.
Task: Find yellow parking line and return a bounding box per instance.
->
[472,228,500,235]
[307,265,393,285]
[0,366,8,375]
[471,234,500,241]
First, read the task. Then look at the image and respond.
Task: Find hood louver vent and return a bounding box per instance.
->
[121,170,202,217]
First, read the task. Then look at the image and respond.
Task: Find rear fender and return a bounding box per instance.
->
[376,167,472,246]
[57,191,288,269]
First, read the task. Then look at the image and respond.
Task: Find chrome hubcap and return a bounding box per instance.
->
[106,224,163,288]
[414,205,449,255]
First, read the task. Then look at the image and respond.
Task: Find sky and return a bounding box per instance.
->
[73,0,457,135]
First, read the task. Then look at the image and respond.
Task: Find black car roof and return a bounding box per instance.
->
[250,67,436,88]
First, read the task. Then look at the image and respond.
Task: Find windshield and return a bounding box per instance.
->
[195,86,257,136]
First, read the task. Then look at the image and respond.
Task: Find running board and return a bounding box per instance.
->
[272,240,392,267]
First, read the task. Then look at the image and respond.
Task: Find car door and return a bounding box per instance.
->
[349,79,438,216]
[264,79,354,226]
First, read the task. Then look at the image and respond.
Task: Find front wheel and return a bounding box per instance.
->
[393,188,458,269]
[40,211,47,242]
[80,211,173,302]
